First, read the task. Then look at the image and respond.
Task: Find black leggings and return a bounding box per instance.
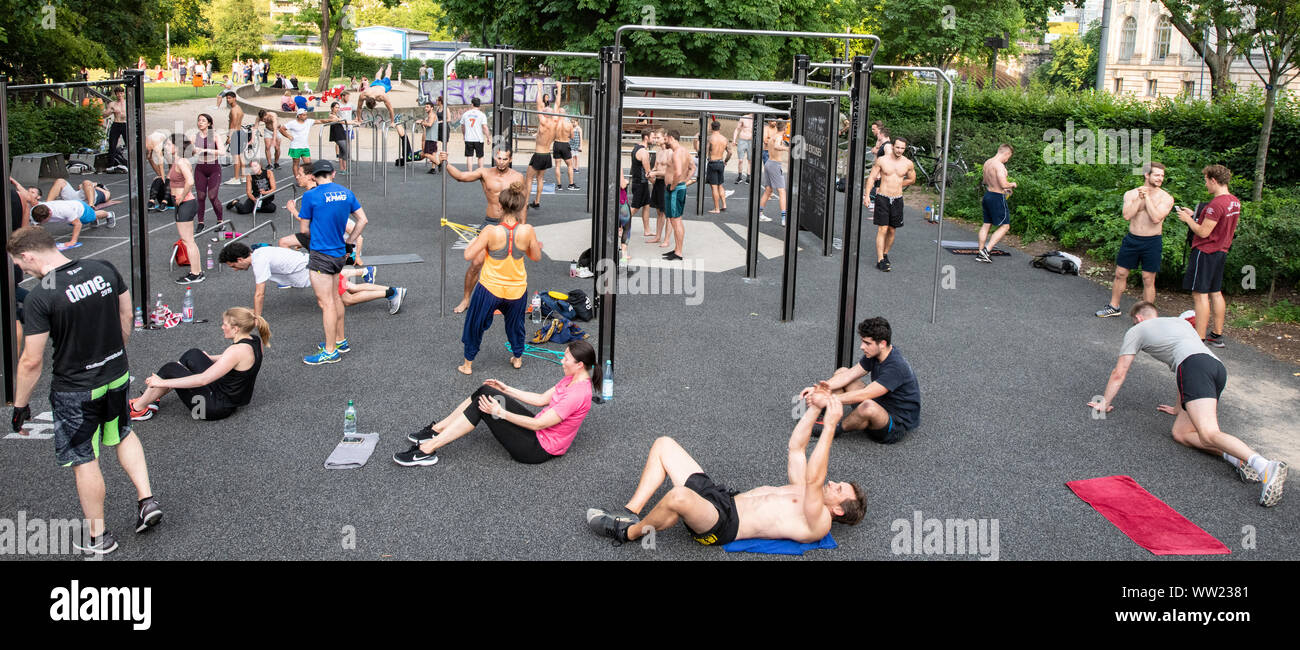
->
[231,196,277,214]
[438,385,556,464]
[157,348,236,421]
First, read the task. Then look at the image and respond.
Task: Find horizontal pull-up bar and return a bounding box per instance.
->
[810,62,851,70]
[445,48,599,61]
[7,77,130,92]
[615,25,880,62]
[497,106,593,121]
[624,76,850,97]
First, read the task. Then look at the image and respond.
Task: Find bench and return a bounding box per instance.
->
[10,153,67,188]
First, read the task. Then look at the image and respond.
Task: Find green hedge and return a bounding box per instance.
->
[6,102,104,156]
[870,84,1300,293]
[267,51,426,84]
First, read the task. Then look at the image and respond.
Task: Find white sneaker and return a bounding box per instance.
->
[223,178,243,185]
[759,212,773,222]
[575,267,595,279]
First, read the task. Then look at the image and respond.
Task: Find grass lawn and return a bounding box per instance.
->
[143,82,224,103]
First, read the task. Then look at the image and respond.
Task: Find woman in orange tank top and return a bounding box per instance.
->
[459,181,543,375]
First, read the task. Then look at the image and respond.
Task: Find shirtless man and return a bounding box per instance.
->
[358,63,397,127]
[1096,162,1174,317]
[585,391,866,546]
[103,88,129,172]
[441,148,526,313]
[660,130,696,261]
[976,144,1016,263]
[222,91,248,185]
[863,136,916,272]
[759,120,791,226]
[526,81,558,209]
[257,110,283,170]
[552,111,579,191]
[732,113,754,184]
[705,121,729,213]
[647,128,670,245]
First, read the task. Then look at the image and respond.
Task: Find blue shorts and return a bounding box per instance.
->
[865,413,907,444]
[666,183,688,219]
[981,191,1009,227]
[1115,233,1162,274]
[79,202,97,224]
[371,78,391,93]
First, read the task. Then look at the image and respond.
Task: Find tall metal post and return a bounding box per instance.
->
[491,47,507,138]
[744,94,766,278]
[501,48,516,156]
[382,123,388,196]
[594,45,625,385]
[823,56,842,256]
[836,56,872,369]
[781,55,809,321]
[0,75,15,404]
[126,70,149,317]
[586,76,598,214]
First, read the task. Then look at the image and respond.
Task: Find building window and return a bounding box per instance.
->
[1183,80,1195,96]
[1115,77,1123,94]
[1155,16,1172,60]
[1121,17,1137,60]
[1147,79,1158,96]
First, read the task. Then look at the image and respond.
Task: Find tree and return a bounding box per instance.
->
[170,0,213,47]
[1160,0,1248,99]
[211,0,268,59]
[1036,22,1100,90]
[1241,0,1300,200]
[278,1,398,92]
[0,1,169,83]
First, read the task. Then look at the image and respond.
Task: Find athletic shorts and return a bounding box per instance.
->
[289,148,311,160]
[94,188,107,205]
[423,140,439,155]
[51,371,132,467]
[706,160,725,185]
[1115,233,1162,274]
[334,140,350,160]
[1176,353,1227,406]
[666,183,687,219]
[229,128,249,156]
[982,191,1010,226]
[175,199,198,223]
[464,141,484,158]
[370,78,392,93]
[295,232,312,250]
[529,152,552,171]
[552,142,572,160]
[873,195,904,228]
[629,181,651,210]
[684,473,741,546]
[762,159,785,190]
[652,180,666,211]
[1183,248,1226,294]
[58,184,106,206]
[308,249,347,275]
[865,413,908,444]
[79,202,97,225]
[736,139,751,160]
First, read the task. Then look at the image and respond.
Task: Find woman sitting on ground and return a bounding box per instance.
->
[393,340,598,467]
[226,160,277,214]
[129,307,268,422]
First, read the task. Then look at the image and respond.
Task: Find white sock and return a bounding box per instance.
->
[1248,454,1270,475]
[1222,452,1242,467]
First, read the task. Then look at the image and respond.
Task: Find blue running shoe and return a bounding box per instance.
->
[304,348,341,365]
[362,266,377,284]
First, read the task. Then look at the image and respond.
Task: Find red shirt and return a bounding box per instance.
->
[1191,193,1240,254]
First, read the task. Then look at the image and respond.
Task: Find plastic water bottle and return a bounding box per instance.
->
[343,400,357,436]
[530,291,542,324]
[206,244,214,270]
[925,205,934,223]
[601,360,613,402]
[152,293,165,327]
[134,307,144,330]
[181,287,194,323]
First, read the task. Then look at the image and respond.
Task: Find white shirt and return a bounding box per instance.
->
[461,109,487,142]
[252,247,310,288]
[38,201,86,224]
[282,119,314,149]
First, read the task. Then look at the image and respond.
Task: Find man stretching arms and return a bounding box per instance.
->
[526,81,558,209]
[800,316,921,443]
[586,391,865,545]
[1089,302,1287,506]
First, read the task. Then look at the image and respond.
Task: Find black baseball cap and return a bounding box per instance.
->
[310,160,335,175]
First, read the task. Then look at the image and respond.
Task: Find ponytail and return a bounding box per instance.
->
[567,340,600,387]
[223,307,272,348]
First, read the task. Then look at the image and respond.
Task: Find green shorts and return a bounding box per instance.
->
[289,148,312,159]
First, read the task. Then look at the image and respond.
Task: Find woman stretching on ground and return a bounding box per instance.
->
[393,340,598,467]
[459,181,542,375]
[129,307,268,422]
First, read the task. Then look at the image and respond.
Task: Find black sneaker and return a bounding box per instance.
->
[876,259,891,272]
[568,184,580,191]
[136,497,163,533]
[663,252,683,261]
[273,163,282,170]
[585,507,636,543]
[554,184,563,192]
[393,445,439,466]
[1206,333,1226,349]
[175,272,205,284]
[406,426,437,444]
[73,530,119,555]
[1095,304,1122,318]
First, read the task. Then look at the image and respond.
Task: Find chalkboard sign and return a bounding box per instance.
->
[798,100,833,240]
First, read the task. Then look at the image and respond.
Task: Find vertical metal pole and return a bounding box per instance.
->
[502,48,516,158]
[594,45,624,385]
[823,56,842,256]
[745,95,765,278]
[491,47,506,137]
[0,75,16,404]
[781,55,809,321]
[382,123,388,196]
[695,98,707,216]
[586,76,597,214]
[126,70,149,318]
[836,56,872,369]
[931,75,954,325]
[439,57,450,317]
[371,121,377,182]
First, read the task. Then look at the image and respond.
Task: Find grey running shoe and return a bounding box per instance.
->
[1206,333,1226,349]
[1236,462,1261,483]
[136,497,163,533]
[975,248,992,263]
[1259,461,1288,507]
[1095,304,1122,318]
[74,530,119,555]
[388,287,406,315]
[585,507,637,543]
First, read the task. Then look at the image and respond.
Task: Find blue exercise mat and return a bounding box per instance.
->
[723,533,837,555]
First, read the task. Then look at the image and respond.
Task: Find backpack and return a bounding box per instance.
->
[1031,250,1081,275]
[539,292,576,320]
[577,247,592,270]
[174,239,190,266]
[566,289,593,321]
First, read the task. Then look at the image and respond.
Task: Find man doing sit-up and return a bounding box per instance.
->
[586,391,865,546]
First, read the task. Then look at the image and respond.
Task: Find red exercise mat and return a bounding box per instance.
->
[1066,475,1231,556]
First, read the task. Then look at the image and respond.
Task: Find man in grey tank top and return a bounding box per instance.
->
[1089,301,1288,506]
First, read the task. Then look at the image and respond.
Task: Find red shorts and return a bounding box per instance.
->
[338,275,347,296]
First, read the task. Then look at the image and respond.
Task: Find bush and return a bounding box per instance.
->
[268,51,420,84]
[6,102,104,156]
